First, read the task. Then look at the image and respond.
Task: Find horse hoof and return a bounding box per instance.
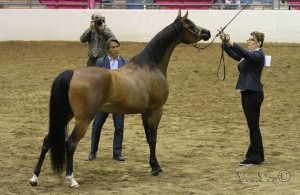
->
[151,168,163,176]
[29,174,38,186]
[29,180,38,186]
[152,171,159,176]
[71,183,79,188]
[66,174,79,188]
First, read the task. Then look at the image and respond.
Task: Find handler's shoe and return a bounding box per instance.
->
[88,153,96,161]
[239,160,253,166]
[113,155,125,161]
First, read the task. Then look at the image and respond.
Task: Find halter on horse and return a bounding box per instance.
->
[29,10,211,187]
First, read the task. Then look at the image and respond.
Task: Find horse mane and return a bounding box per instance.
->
[130,19,183,70]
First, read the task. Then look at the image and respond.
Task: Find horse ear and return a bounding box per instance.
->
[182,10,188,21]
[176,9,182,20]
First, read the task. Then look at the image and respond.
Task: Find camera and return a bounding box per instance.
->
[94,19,105,26]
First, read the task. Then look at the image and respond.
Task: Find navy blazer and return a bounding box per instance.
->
[95,55,128,69]
[223,43,265,91]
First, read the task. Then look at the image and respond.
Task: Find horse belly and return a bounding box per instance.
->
[102,87,168,114]
[101,96,149,114]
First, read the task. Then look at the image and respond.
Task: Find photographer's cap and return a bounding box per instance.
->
[91,13,105,20]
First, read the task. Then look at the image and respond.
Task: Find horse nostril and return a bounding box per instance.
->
[207,31,211,39]
[201,29,211,40]
[202,29,211,35]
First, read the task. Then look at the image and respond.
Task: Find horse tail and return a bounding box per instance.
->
[48,70,74,174]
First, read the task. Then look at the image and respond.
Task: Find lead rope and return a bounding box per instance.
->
[217,42,226,80]
[193,0,253,80]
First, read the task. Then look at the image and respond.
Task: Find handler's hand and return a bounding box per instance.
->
[90,21,95,30]
[217,27,226,42]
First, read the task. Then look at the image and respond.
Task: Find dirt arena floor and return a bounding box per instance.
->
[0,41,299,194]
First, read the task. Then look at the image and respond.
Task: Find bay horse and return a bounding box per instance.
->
[29,10,211,187]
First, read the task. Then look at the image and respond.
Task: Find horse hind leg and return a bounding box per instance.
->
[65,133,79,188]
[29,135,50,186]
[65,121,90,187]
[142,108,163,176]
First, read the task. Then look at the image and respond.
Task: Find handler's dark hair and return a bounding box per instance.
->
[105,38,120,50]
[251,31,265,48]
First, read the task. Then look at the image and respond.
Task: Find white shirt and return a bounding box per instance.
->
[108,56,119,70]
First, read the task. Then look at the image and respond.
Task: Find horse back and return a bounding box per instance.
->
[107,65,170,113]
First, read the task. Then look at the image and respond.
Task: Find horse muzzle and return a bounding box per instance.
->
[200,29,211,41]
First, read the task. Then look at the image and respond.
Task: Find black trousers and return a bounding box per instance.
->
[241,90,264,163]
[90,112,124,157]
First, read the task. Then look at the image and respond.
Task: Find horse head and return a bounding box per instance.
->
[176,10,211,44]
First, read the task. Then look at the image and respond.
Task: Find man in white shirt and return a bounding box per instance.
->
[88,38,128,161]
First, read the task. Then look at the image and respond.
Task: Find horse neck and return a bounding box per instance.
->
[136,22,182,76]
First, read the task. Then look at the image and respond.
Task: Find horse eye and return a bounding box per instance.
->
[190,26,199,34]
[193,28,199,34]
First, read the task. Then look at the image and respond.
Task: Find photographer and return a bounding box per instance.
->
[80,13,115,66]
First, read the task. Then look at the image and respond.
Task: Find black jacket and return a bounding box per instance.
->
[96,55,128,69]
[223,43,265,91]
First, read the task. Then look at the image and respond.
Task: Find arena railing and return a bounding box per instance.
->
[0,0,294,10]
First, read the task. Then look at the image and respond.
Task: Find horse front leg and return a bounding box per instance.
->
[29,135,50,186]
[65,122,89,187]
[141,108,163,176]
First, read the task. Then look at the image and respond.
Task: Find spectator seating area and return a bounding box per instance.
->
[36,0,261,10]
[155,0,215,10]
[286,0,300,9]
[38,0,233,10]
[39,0,142,9]
[39,0,102,9]
[1,0,298,10]
[154,0,297,10]
[38,0,221,9]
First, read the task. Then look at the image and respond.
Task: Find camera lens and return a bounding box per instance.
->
[96,20,102,26]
